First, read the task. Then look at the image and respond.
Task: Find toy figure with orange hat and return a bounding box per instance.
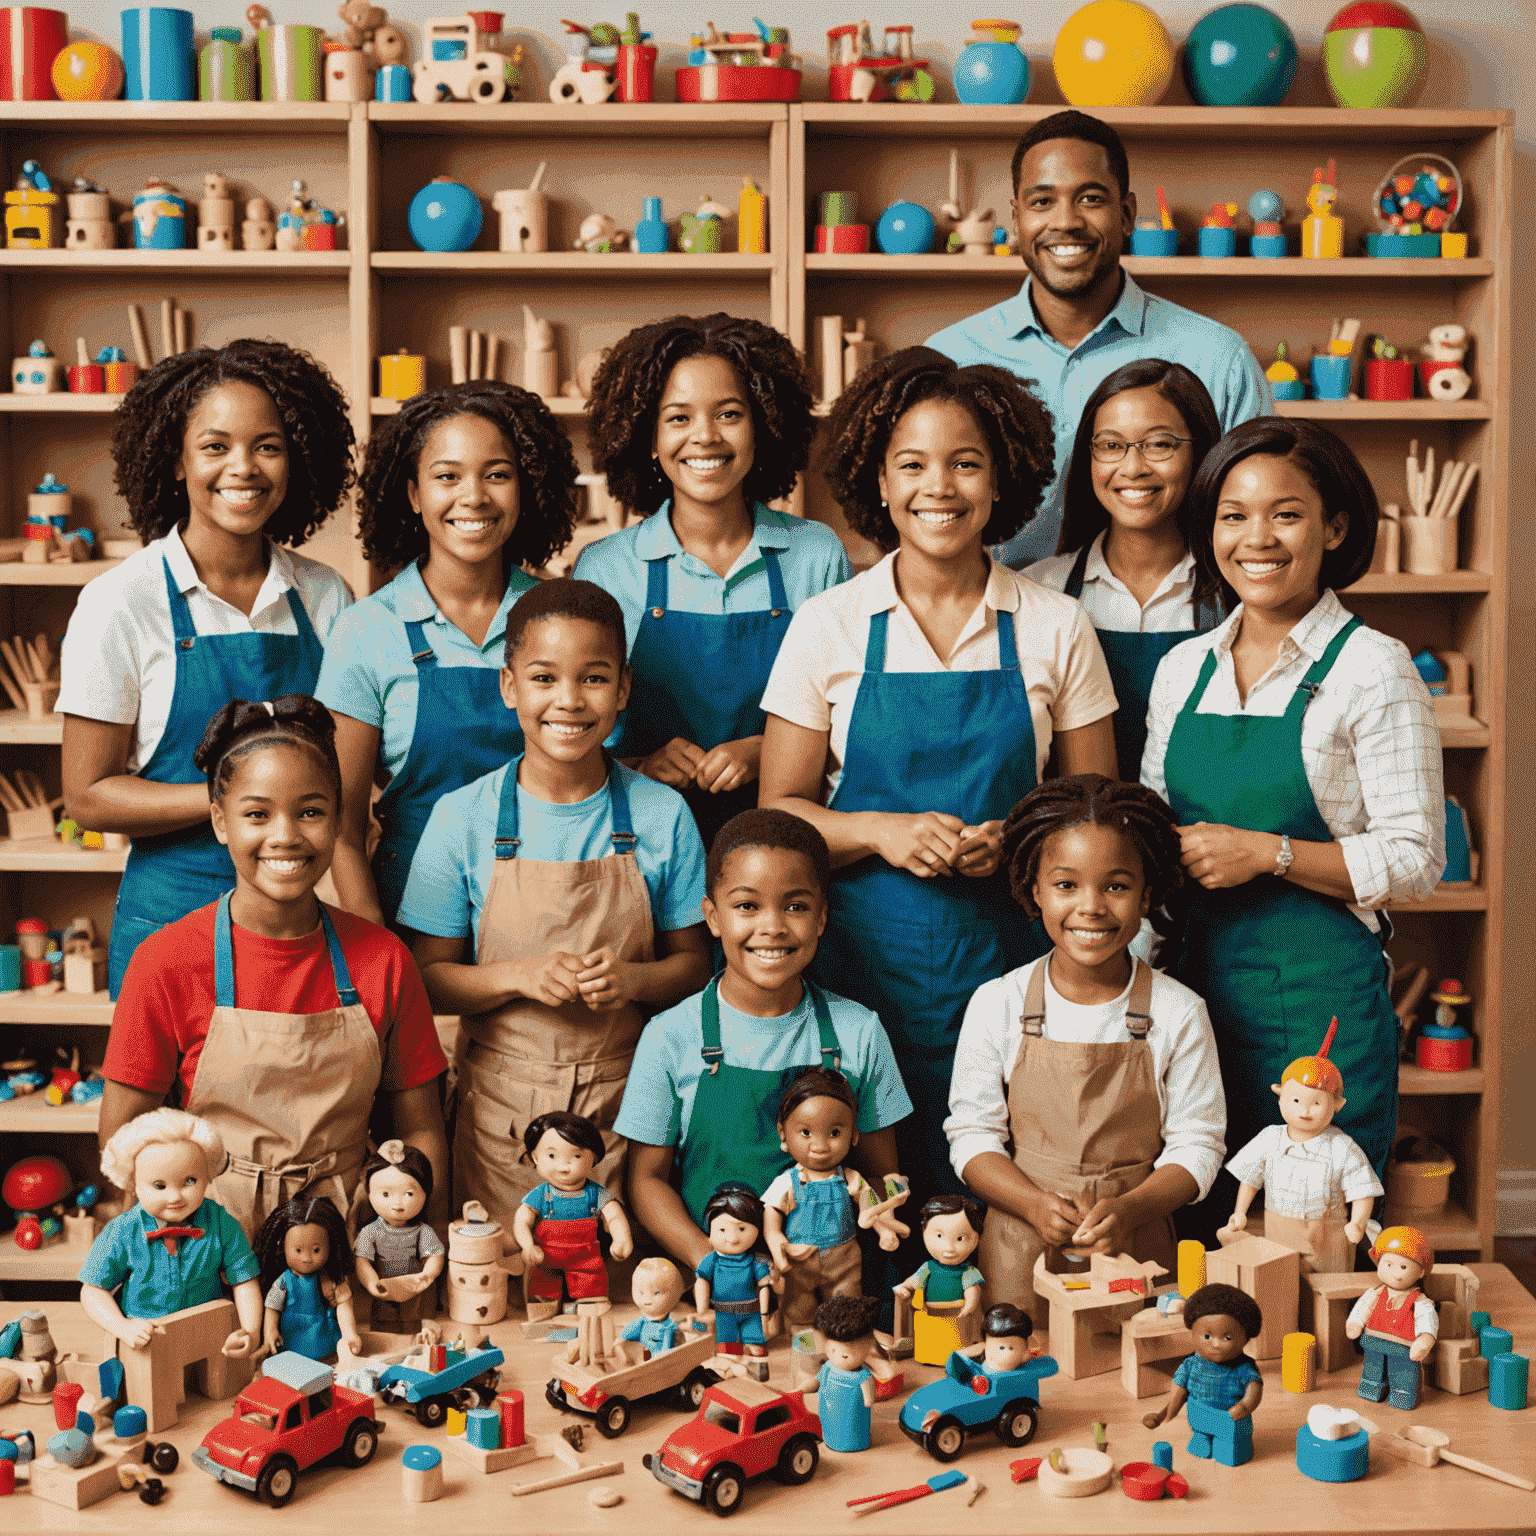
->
[1221,1016,1383,1273]
[1344,1225,1438,1411]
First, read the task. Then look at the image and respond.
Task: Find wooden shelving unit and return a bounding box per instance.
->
[0,100,1510,1277]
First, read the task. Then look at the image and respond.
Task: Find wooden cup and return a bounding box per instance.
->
[1402,514,1458,575]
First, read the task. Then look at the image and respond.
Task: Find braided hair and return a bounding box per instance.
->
[1000,774,1186,938]
[356,381,580,576]
[820,346,1055,553]
[193,694,342,803]
[254,1192,356,1297]
[110,339,354,546]
[587,313,815,514]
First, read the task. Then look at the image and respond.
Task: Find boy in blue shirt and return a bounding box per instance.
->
[401,580,713,1236]
[616,809,912,1269]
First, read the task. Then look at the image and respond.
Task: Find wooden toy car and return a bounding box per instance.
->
[545,1316,721,1437]
[642,1377,821,1515]
[378,1340,505,1427]
[191,1353,382,1508]
[898,1350,1058,1462]
[412,14,518,102]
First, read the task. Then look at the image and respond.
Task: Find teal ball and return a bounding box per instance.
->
[875,201,935,255]
[1184,5,1298,106]
[408,179,483,253]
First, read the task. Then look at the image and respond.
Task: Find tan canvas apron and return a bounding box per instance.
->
[980,958,1178,1310]
[452,765,653,1233]
[186,894,380,1240]
[1264,1203,1353,1275]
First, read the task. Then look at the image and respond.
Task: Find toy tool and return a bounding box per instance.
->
[847,1468,965,1514]
[1378,1425,1534,1489]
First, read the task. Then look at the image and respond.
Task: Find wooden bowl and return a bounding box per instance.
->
[1039,1448,1114,1498]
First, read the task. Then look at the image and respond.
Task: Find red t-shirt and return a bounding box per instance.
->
[105,901,447,1102]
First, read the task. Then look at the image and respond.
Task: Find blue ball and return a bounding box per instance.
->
[408,179,483,253]
[875,201,935,255]
[1248,188,1283,223]
[953,38,1030,105]
[1183,5,1298,107]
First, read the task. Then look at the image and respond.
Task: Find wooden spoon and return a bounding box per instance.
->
[1403,1425,1534,1490]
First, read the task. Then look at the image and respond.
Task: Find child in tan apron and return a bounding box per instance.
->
[947,775,1227,1310]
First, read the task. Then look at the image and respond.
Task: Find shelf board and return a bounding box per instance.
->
[0,837,127,872]
[1387,887,1488,913]
[0,100,352,132]
[1382,1199,1479,1251]
[0,1093,99,1134]
[1400,1062,1484,1096]
[0,707,60,743]
[1274,400,1490,420]
[368,101,785,137]
[1438,723,1491,749]
[0,393,124,413]
[805,254,1492,280]
[0,1227,95,1282]
[1345,572,1491,594]
[0,250,349,274]
[371,251,774,274]
[0,555,124,586]
[0,987,113,1024]
[372,394,586,417]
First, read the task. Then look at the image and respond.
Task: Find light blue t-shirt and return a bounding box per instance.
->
[613,983,913,1148]
[927,272,1274,567]
[573,502,853,656]
[397,761,706,942]
[315,558,536,782]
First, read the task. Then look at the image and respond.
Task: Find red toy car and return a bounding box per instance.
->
[192,1352,383,1507]
[642,1377,821,1516]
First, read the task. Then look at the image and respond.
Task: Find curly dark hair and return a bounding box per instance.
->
[706,808,831,897]
[109,338,354,546]
[356,382,579,577]
[1183,1282,1263,1341]
[587,313,815,515]
[193,694,342,803]
[820,347,1055,552]
[1001,774,1186,939]
[255,1192,356,1297]
[814,1294,882,1342]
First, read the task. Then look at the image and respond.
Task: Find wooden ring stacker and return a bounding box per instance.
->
[1038,1449,1113,1498]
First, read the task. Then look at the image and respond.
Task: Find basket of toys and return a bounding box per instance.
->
[1366,153,1462,257]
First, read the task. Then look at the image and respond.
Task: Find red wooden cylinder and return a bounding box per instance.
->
[1415,1034,1473,1072]
[815,223,870,253]
[496,1389,525,1448]
[103,361,139,392]
[614,42,655,101]
[428,1343,446,1371]
[24,959,53,986]
[0,1458,15,1495]
[1365,358,1414,401]
[67,364,105,393]
[301,222,337,251]
[0,8,67,100]
[53,1382,84,1430]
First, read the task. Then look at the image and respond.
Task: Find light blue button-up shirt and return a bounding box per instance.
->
[927,272,1275,567]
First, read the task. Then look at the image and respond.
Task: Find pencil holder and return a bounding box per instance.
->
[199,25,253,100]
[67,364,105,393]
[257,23,323,101]
[0,7,68,99]
[1309,354,1351,400]
[1365,358,1414,401]
[324,48,369,101]
[1401,513,1457,575]
[1199,225,1236,257]
[614,40,656,101]
[1130,227,1179,256]
[121,8,195,101]
[375,61,411,100]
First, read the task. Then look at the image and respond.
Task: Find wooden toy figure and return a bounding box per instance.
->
[1222,1017,1383,1274]
[512,1111,633,1322]
[894,1193,984,1365]
[253,1193,361,1363]
[810,1294,882,1452]
[12,340,64,394]
[1142,1283,1264,1467]
[694,1183,777,1375]
[241,196,275,250]
[353,1140,445,1332]
[614,1256,687,1363]
[78,1109,262,1356]
[1345,1225,1438,1411]
[1301,159,1343,258]
[763,1066,909,1329]
[198,171,235,251]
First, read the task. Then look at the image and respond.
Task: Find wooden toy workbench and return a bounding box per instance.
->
[2,1263,1530,1535]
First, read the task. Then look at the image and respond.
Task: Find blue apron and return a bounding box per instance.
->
[1064,540,1223,782]
[1163,615,1398,1239]
[811,604,1048,1205]
[618,542,792,852]
[108,558,325,996]
[372,614,524,928]
[274,1267,343,1360]
[817,1362,874,1453]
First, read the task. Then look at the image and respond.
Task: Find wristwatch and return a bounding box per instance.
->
[1274,834,1294,878]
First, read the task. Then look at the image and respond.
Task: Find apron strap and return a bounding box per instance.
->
[163,557,198,650]
[494,755,524,859]
[1179,643,1223,718]
[403,618,438,668]
[862,609,889,674]
[700,974,725,1075]
[996,608,1024,696]
[1020,956,1047,1036]
[762,547,789,615]
[1285,614,1362,721]
[317,904,361,1008]
[1125,958,1154,1039]
[806,979,842,1073]
[644,554,668,615]
[214,890,360,1010]
[607,761,638,853]
[1063,541,1093,601]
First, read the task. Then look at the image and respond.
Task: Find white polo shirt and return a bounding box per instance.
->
[1026,532,1203,633]
[760,550,1115,801]
[58,526,353,772]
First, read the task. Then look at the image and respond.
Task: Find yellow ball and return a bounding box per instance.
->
[51,39,126,102]
[1054,0,1174,107]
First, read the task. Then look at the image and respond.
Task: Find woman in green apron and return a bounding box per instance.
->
[1142,419,1444,1243]
[1025,360,1226,781]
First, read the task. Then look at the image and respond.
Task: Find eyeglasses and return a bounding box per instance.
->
[1089,433,1193,464]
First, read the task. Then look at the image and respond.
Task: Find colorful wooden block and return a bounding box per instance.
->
[1208,1234,1299,1362]
[1490,1352,1528,1411]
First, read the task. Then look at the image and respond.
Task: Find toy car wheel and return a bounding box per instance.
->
[995,1399,1039,1448]
[677,1367,713,1411]
[775,1433,819,1486]
[468,73,503,103]
[415,1397,448,1429]
[255,1454,299,1508]
[923,1415,966,1463]
[703,1463,746,1517]
[545,1380,570,1414]
[341,1417,379,1467]
[594,1396,631,1438]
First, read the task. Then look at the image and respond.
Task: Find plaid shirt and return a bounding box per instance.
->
[1174,1353,1262,1411]
[1226,1124,1383,1221]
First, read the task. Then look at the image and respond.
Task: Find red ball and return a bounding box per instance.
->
[2,1154,71,1213]
[13,1216,43,1250]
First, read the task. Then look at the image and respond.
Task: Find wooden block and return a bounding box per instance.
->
[6,803,56,839]
[1208,1234,1300,1361]
[1120,1310,1191,1399]
[1302,1273,1372,1375]
[116,1299,251,1433]
[1430,1338,1490,1395]
[63,951,106,994]
[1439,1302,1471,1341]
[442,1436,540,1474]
[29,1445,127,1510]
[1423,1263,1480,1311]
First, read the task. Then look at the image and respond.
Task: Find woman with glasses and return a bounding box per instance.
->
[1026,360,1224,779]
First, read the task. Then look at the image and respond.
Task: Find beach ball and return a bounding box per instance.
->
[1183,4,1297,106]
[1324,2,1426,109]
[874,201,935,255]
[1054,0,1173,107]
[52,39,127,101]
[408,177,482,252]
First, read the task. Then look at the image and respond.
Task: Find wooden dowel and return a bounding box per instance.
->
[1446,461,1479,520]
[174,306,188,354]
[76,337,90,367]
[128,304,152,368]
[0,639,33,689]
[1423,446,1435,512]
[484,334,499,380]
[0,668,26,712]
[34,632,54,678]
[161,299,175,358]
[1430,462,1462,520]
[449,326,468,385]
[17,770,45,808]
[23,638,46,683]
[0,776,24,814]
[468,328,482,381]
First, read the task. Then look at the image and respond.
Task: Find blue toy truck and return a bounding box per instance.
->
[378,1341,505,1428]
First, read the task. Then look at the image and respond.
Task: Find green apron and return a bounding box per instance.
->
[676,976,860,1226]
[1162,614,1398,1238]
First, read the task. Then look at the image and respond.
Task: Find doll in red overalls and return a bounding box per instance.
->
[1345,1225,1438,1411]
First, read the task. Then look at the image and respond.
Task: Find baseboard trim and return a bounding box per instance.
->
[1496,1167,1536,1236]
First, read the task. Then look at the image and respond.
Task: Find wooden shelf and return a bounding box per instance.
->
[0,838,127,872]
[1400,1062,1485,1096]
[1439,724,1491,749]
[372,395,586,417]
[0,708,60,743]
[0,556,123,586]
[0,987,113,1024]
[805,254,1493,280]
[1388,888,1489,914]
[0,100,352,131]
[372,251,774,275]
[1274,400,1491,420]
[369,101,785,137]
[0,393,124,413]
[1345,572,1491,594]
[0,250,349,274]
[1383,1199,1480,1251]
[0,1226,94,1281]
[0,1093,98,1134]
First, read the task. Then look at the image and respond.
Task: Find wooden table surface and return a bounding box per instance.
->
[3,1263,1531,1535]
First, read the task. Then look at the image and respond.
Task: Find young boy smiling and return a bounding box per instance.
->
[616,809,911,1268]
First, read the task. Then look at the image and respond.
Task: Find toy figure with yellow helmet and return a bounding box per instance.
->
[1344,1225,1438,1411]
[1221,1017,1383,1273]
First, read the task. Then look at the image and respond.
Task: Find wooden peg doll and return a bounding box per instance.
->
[613,1256,688,1365]
[809,1294,882,1452]
[353,1139,444,1332]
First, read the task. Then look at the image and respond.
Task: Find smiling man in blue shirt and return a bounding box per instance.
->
[928,110,1273,567]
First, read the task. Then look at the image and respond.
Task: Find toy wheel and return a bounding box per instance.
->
[415,1397,448,1429]
[255,1455,298,1508]
[775,1434,818,1486]
[341,1418,379,1468]
[595,1396,631,1438]
[147,1442,178,1474]
[545,1380,570,1414]
[677,1367,713,1411]
[995,1399,1039,1448]
[924,1415,966,1463]
[703,1463,745,1517]
[468,73,504,103]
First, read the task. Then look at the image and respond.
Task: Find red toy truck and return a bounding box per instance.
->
[642,1377,820,1516]
[192,1352,383,1507]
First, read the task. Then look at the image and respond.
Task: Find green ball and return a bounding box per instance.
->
[1323,24,1427,108]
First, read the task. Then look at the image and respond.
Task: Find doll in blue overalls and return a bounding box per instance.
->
[253,1193,361,1363]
